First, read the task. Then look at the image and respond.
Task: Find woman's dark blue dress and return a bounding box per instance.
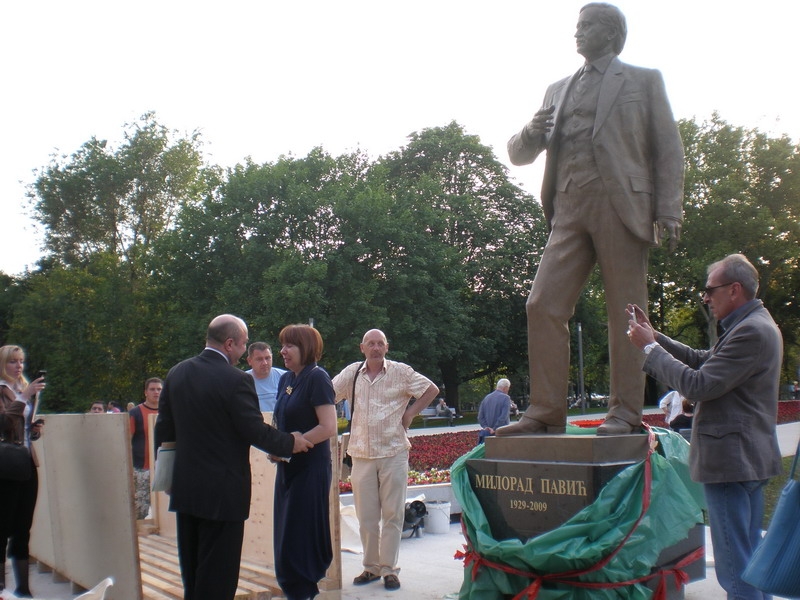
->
[273,363,335,600]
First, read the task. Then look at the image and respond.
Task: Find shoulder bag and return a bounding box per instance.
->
[151,441,176,492]
[340,361,365,467]
[742,438,800,597]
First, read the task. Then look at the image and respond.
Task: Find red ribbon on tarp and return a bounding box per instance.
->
[454,426,705,599]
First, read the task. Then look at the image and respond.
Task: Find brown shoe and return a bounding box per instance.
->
[495,415,565,436]
[353,571,380,585]
[384,574,401,590]
[596,417,637,436]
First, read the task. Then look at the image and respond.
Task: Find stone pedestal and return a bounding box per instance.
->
[466,433,704,598]
[469,433,649,540]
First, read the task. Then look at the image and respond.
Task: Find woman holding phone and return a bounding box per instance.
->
[0,345,45,597]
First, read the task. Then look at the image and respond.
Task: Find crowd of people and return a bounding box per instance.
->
[1,316,444,600]
[2,3,796,599]
[2,250,793,600]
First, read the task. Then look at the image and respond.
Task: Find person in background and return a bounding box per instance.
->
[332,329,439,591]
[246,342,286,412]
[106,401,123,414]
[272,324,337,600]
[628,253,782,599]
[0,345,45,597]
[155,314,311,600]
[478,379,512,444]
[87,401,105,414]
[435,398,454,425]
[669,398,694,432]
[129,377,162,520]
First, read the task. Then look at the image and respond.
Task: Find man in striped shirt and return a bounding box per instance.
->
[333,329,439,591]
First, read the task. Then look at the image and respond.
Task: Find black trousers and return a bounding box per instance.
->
[176,512,245,600]
[0,459,39,560]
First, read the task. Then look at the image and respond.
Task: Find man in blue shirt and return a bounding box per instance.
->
[246,342,286,412]
[477,379,511,443]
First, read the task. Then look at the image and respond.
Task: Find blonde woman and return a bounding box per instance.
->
[0,345,45,597]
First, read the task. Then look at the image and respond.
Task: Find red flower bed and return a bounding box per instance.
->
[570,415,669,429]
[408,431,478,471]
[642,413,667,428]
[778,400,800,424]
[571,419,603,428]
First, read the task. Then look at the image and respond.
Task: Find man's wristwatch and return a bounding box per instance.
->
[643,342,659,355]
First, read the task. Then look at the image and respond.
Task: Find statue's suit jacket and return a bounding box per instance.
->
[508,55,684,244]
[155,349,295,522]
[644,301,783,484]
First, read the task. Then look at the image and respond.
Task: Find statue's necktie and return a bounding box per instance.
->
[573,64,592,97]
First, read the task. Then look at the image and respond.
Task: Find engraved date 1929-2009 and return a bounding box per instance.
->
[510,499,548,512]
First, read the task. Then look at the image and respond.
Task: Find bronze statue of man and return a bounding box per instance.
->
[499,2,684,436]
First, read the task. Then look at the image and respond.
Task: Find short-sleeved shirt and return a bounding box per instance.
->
[332,359,433,459]
[247,367,287,412]
[659,390,683,424]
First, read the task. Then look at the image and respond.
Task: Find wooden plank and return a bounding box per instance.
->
[138,533,279,600]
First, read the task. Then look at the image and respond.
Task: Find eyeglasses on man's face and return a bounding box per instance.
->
[701,282,735,297]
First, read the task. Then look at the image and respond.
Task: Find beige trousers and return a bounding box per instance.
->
[351,451,409,576]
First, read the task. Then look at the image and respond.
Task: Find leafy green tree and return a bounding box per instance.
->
[150,148,386,369]
[9,113,212,408]
[155,125,547,410]
[649,114,800,385]
[7,255,164,412]
[30,111,205,279]
[370,122,548,409]
[9,112,799,412]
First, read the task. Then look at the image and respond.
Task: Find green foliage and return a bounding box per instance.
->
[3,113,800,411]
[7,254,164,412]
[374,122,547,407]
[648,115,800,383]
[31,112,206,276]
[9,113,212,409]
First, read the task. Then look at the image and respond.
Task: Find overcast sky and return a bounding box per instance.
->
[2,0,796,275]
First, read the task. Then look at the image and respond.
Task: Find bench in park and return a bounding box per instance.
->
[419,406,459,427]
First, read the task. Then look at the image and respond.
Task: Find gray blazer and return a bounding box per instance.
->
[644,300,783,484]
[508,56,684,244]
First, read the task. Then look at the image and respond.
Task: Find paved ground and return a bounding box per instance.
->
[14,419,800,599]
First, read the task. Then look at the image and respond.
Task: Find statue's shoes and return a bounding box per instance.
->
[495,416,566,436]
[596,417,637,435]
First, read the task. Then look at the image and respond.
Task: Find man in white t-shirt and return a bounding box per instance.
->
[246,342,286,412]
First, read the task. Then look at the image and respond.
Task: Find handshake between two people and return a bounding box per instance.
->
[269,431,314,464]
[626,303,659,352]
[291,431,313,453]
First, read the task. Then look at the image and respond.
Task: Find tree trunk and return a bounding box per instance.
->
[438,361,460,413]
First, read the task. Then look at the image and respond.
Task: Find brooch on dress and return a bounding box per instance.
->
[286,386,293,395]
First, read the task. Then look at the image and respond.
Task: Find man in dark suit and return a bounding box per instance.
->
[155,314,313,600]
[628,254,782,598]
[499,3,684,436]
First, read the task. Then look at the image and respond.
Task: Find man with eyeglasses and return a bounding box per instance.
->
[627,253,782,599]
